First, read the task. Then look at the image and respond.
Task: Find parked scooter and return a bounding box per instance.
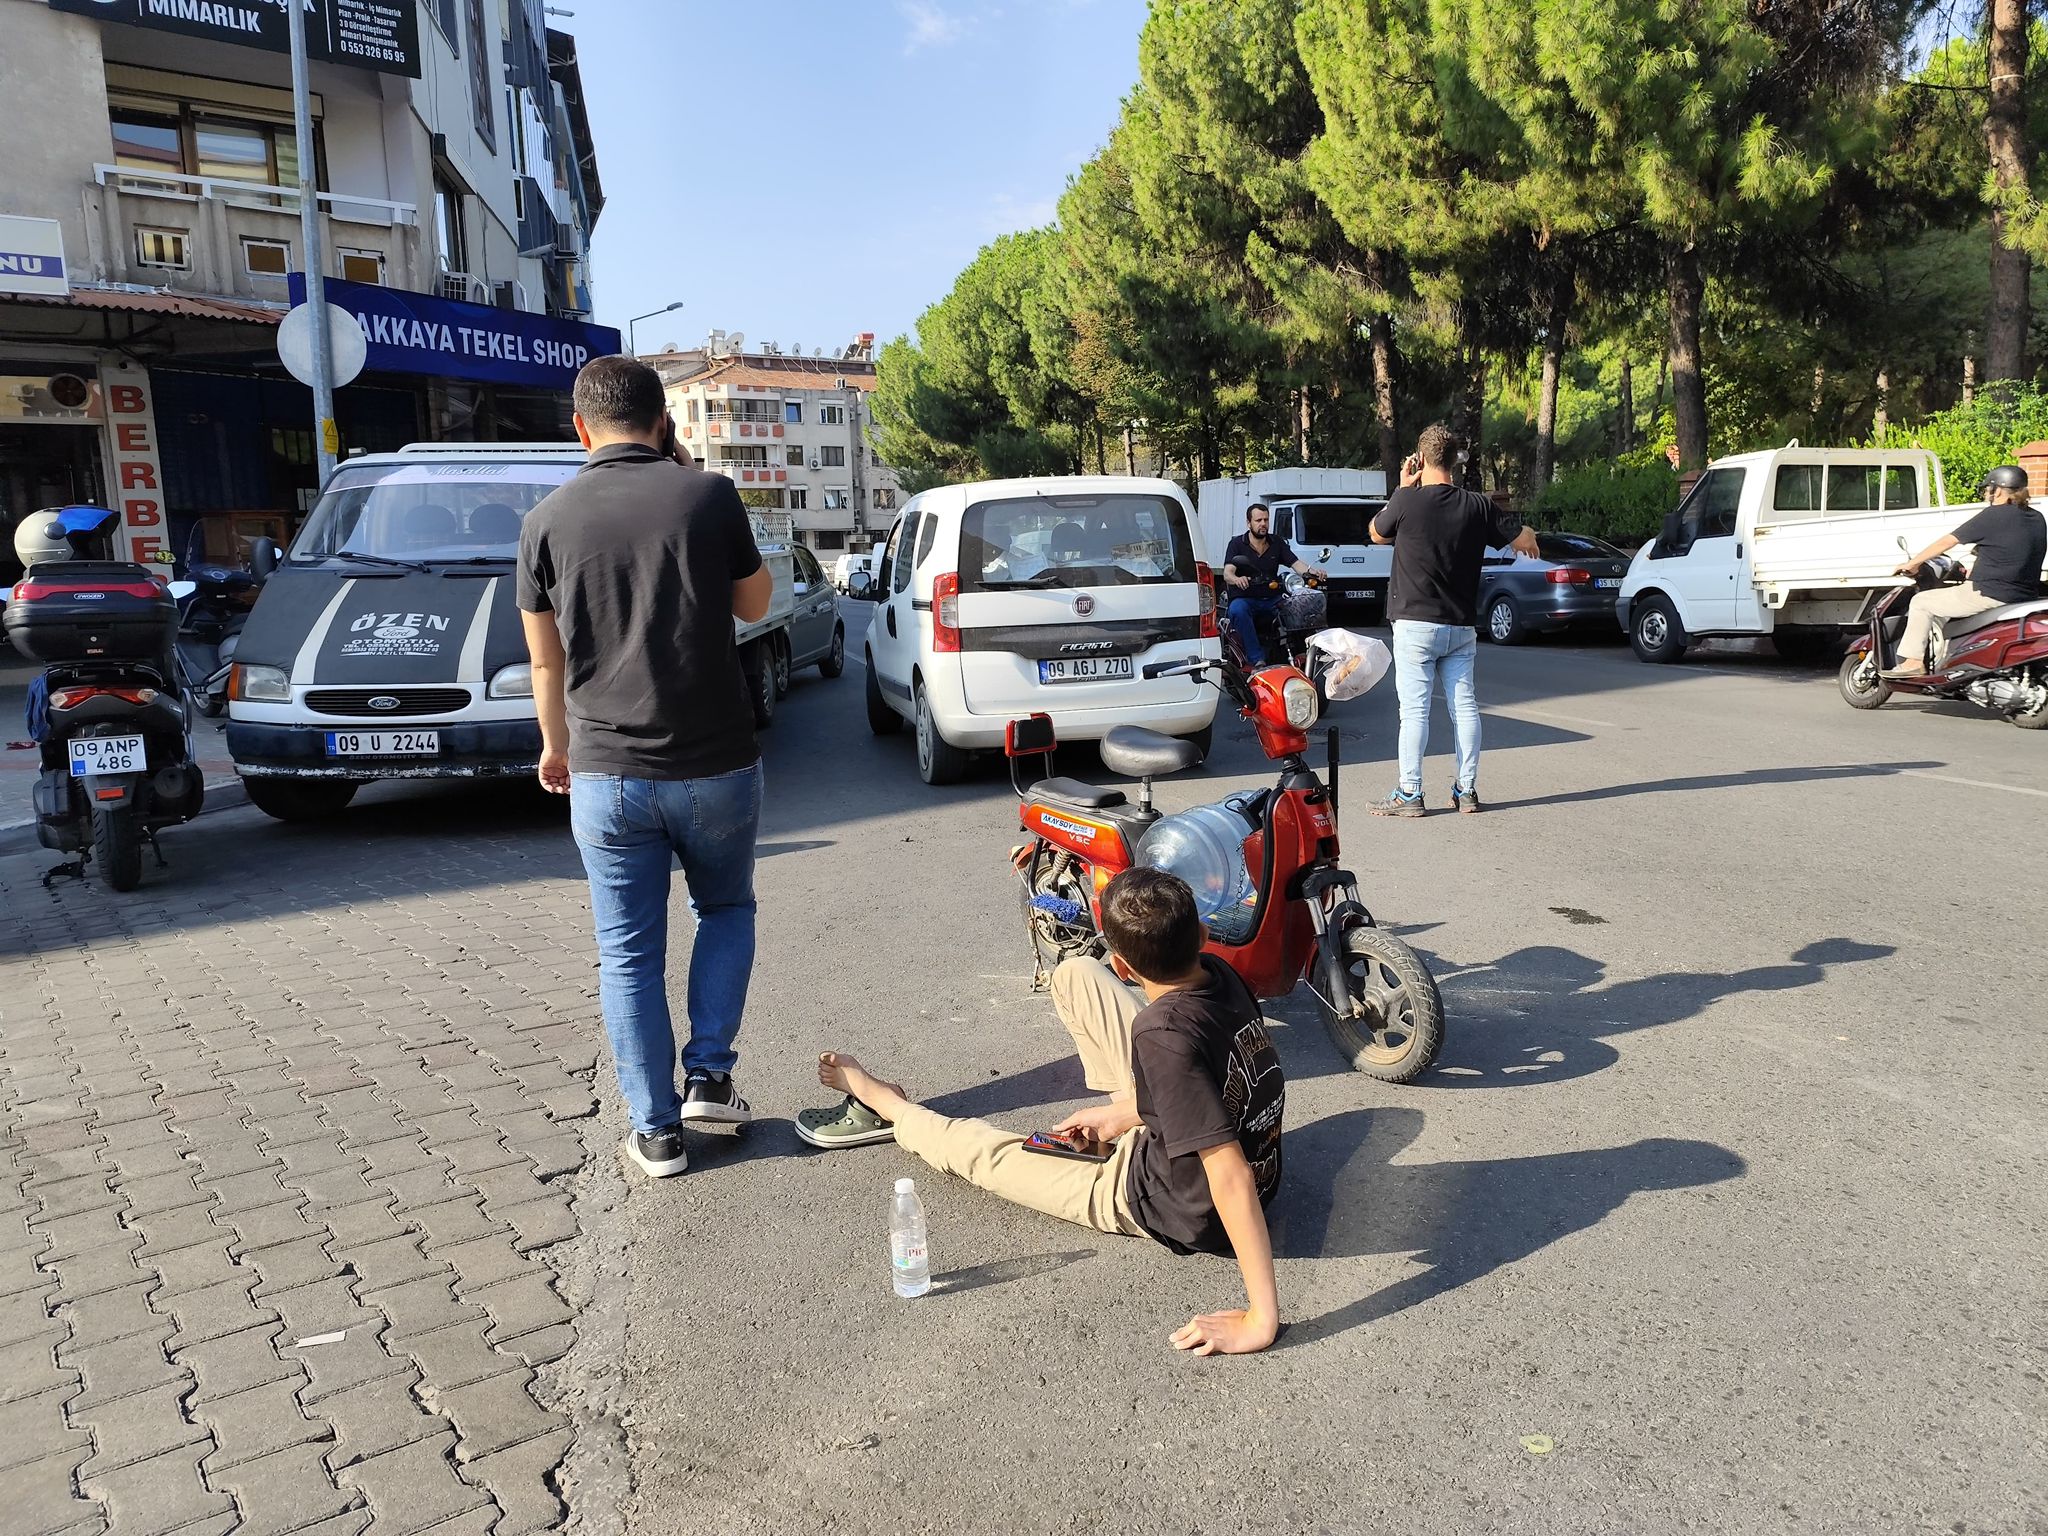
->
[3,507,205,889]
[1007,641,1445,1082]
[170,554,265,717]
[1838,552,2048,727]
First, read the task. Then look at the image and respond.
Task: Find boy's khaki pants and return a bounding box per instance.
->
[891,958,1149,1238]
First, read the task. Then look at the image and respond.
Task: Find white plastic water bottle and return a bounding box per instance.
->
[889,1177,931,1298]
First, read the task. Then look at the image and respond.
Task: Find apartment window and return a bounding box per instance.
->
[873,488,896,511]
[815,530,846,551]
[111,107,310,189]
[819,404,846,425]
[111,112,183,176]
[465,0,495,149]
[785,445,803,467]
[431,0,461,53]
[242,238,290,277]
[434,175,468,274]
[820,445,846,468]
[685,399,700,423]
[338,249,385,285]
[788,487,809,511]
[784,400,802,424]
[823,487,850,510]
[136,227,190,270]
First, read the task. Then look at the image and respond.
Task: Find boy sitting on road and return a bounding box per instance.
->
[798,867,1286,1355]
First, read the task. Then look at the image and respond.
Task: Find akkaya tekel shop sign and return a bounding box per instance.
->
[47,0,421,78]
[287,276,623,392]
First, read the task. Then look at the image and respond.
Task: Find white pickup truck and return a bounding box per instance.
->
[1615,445,2045,661]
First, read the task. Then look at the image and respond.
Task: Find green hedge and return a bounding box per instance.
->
[1534,461,1680,543]
[1876,383,2048,498]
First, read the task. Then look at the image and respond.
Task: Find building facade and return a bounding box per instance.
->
[0,0,616,579]
[656,333,902,556]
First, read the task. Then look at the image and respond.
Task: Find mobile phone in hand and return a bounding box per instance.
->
[1023,1131,1111,1164]
[657,411,679,460]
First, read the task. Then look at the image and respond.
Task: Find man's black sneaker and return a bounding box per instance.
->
[624,1126,688,1178]
[678,1072,754,1131]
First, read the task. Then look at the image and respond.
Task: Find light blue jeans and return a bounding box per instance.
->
[569,761,762,1133]
[1391,621,1481,798]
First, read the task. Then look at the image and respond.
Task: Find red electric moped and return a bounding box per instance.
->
[1006,648,1444,1083]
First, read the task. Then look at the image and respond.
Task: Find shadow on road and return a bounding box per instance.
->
[932,1249,1097,1296]
[1502,760,1944,811]
[1270,1108,1745,1345]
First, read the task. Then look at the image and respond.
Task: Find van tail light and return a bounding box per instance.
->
[1196,563,1219,638]
[49,686,157,709]
[932,571,961,653]
[1547,567,1592,585]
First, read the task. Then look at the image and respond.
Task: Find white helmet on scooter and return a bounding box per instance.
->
[12,505,118,568]
[13,509,77,568]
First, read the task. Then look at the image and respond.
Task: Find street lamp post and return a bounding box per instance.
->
[627,302,684,357]
[286,0,336,487]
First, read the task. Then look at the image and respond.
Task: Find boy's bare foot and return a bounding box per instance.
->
[817,1052,911,1120]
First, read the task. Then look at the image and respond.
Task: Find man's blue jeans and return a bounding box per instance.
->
[1227,594,1280,663]
[1391,621,1480,798]
[569,761,762,1133]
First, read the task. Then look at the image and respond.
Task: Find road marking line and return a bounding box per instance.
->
[1901,769,2048,799]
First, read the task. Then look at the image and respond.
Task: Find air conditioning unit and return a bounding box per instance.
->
[808,458,821,470]
[493,280,527,311]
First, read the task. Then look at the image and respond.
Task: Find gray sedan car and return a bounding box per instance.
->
[1477,532,1632,644]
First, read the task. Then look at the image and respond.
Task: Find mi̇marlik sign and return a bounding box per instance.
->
[47,0,422,78]
[288,275,623,391]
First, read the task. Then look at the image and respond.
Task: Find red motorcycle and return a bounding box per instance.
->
[1838,555,2048,727]
[1006,648,1444,1083]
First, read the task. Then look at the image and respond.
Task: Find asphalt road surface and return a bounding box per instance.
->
[3,607,2041,1536]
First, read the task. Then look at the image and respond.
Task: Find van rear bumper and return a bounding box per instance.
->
[228,720,542,779]
[946,696,1218,749]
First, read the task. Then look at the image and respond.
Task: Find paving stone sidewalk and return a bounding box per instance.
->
[0,800,608,1536]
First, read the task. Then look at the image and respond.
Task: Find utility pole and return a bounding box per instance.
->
[287,0,337,486]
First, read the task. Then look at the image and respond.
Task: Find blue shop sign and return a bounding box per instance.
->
[287,275,622,391]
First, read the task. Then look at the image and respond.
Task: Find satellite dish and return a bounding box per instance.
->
[727,332,745,352]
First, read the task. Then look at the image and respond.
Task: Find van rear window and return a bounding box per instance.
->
[959,493,1196,592]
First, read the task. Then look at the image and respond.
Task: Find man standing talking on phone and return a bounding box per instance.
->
[518,355,773,1179]
[1368,424,1539,816]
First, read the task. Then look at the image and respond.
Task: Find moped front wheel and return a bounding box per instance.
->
[1317,922,1444,1083]
[1837,651,1891,710]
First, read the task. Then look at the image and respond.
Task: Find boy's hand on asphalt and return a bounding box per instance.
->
[537,748,571,794]
[1172,1308,1277,1356]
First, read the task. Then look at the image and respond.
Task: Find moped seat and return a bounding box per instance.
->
[1942,596,2048,639]
[1029,776,1127,810]
[1099,724,1204,780]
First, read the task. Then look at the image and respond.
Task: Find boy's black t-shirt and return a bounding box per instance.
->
[517,443,763,779]
[1951,502,2048,603]
[1123,957,1285,1256]
[1371,484,1526,626]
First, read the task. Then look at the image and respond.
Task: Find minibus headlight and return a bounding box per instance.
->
[231,664,289,703]
[488,663,534,699]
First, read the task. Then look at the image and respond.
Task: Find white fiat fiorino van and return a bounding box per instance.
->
[860,475,1222,785]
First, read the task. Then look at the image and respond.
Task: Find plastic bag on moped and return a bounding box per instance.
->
[1305,630,1391,701]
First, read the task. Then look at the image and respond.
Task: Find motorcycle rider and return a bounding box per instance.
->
[1222,503,1324,665]
[1886,464,2048,677]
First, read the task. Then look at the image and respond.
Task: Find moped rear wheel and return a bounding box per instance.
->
[1318,923,1444,1083]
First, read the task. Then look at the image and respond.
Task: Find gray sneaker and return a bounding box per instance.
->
[1453,786,1482,814]
[1368,790,1426,818]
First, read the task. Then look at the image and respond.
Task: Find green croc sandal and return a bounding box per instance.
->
[795,1096,897,1149]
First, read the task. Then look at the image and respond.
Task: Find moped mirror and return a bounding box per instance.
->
[249,537,281,579]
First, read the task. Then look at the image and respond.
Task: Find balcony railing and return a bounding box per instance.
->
[711,459,789,486]
[704,419,787,440]
[85,165,423,301]
[94,164,419,226]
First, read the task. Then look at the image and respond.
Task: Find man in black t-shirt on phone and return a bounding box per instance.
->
[1368,424,1540,817]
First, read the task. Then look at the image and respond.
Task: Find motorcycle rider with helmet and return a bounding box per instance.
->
[1886,463,2048,677]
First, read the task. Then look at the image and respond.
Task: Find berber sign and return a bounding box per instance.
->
[46,0,422,79]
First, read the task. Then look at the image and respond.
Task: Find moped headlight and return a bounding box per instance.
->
[1282,674,1320,728]
[487,663,534,699]
[231,664,289,702]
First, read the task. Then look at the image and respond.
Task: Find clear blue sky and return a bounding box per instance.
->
[579,1,1149,356]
